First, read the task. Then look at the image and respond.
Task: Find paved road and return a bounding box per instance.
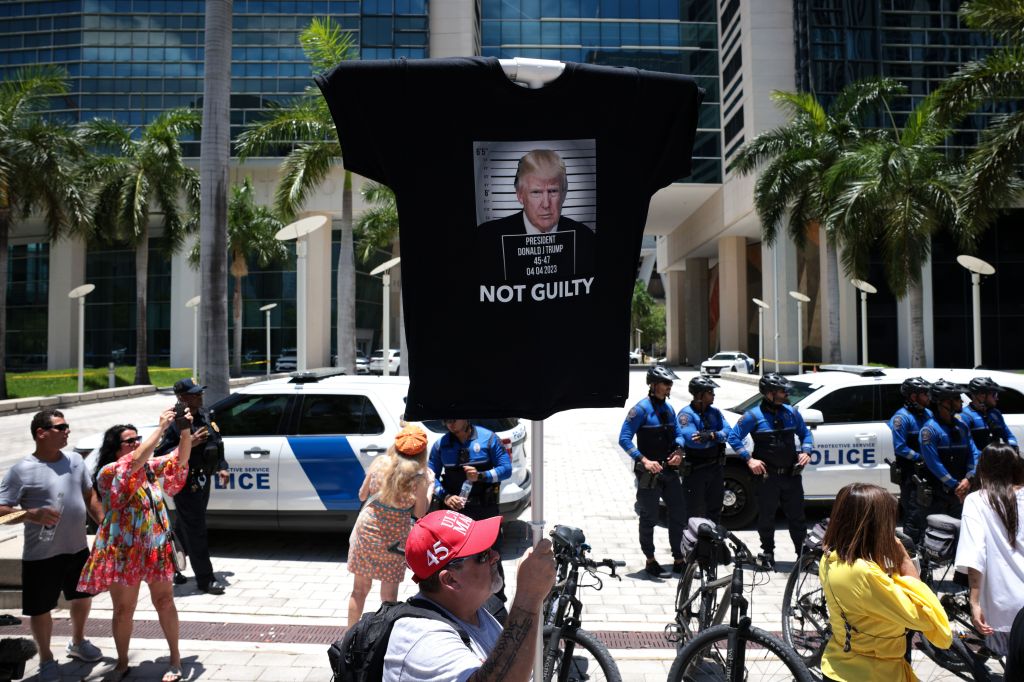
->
[0,370,998,680]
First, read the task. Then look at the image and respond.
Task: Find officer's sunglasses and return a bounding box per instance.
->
[447,547,495,569]
[47,423,70,432]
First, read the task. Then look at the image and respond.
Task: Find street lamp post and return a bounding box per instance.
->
[68,284,95,393]
[850,279,877,366]
[259,303,278,376]
[635,328,642,355]
[369,256,402,377]
[275,214,329,372]
[956,255,996,369]
[752,298,770,376]
[789,291,810,372]
[185,295,201,380]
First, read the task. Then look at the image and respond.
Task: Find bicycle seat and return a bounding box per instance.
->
[551,525,586,553]
[926,514,961,534]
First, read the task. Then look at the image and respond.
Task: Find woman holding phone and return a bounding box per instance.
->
[78,408,192,682]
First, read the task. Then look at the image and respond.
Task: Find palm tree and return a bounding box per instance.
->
[0,66,91,399]
[236,18,359,374]
[729,79,904,363]
[824,93,971,366]
[198,0,233,403]
[189,178,286,377]
[81,109,200,385]
[934,0,1024,231]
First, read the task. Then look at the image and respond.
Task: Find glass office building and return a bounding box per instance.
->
[481,0,722,183]
[793,0,1019,368]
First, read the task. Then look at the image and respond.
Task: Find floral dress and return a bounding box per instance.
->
[347,469,417,583]
[77,453,188,593]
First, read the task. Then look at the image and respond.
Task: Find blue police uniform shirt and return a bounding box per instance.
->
[919,416,981,490]
[888,406,933,462]
[727,403,814,461]
[961,403,1018,448]
[618,396,686,462]
[428,425,511,499]
[677,403,728,452]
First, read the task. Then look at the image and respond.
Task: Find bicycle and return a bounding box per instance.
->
[781,519,830,669]
[668,517,733,645]
[666,521,815,682]
[542,524,625,682]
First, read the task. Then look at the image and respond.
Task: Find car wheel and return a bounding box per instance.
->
[721,465,758,529]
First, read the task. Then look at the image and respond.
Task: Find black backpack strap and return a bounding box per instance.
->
[404,597,472,646]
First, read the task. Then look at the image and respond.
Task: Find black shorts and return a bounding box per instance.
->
[22,549,93,617]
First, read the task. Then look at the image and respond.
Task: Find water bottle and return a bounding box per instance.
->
[38,491,64,543]
[459,480,473,500]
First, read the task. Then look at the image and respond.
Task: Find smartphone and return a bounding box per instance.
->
[174,401,191,431]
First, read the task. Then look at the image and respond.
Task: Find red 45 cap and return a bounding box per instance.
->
[406,510,501,582]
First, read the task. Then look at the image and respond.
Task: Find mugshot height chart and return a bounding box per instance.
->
[316,57,702,420]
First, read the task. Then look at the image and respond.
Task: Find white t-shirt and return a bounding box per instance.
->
[0,451,91,561]
[383,595,503,682]
[955,488,1024,631]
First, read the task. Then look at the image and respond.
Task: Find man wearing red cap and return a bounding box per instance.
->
[384,510,555,681]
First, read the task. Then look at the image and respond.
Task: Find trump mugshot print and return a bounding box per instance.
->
[474,140,597,296]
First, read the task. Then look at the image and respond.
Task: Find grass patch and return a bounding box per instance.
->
[5,366,191,399]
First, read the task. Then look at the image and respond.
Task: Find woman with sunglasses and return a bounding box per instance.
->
[347,425,432,628]
[77,410,192,682]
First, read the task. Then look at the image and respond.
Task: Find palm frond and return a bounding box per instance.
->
[828,77,906,124]
[770,90,827,130]
[274,140,339,220]
[236,99,334,159]
[959,108,1024,231]
[960,0,1024,43]
[299,18,357,74]
[935,47,1024,123]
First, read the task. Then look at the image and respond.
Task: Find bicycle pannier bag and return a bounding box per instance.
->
[922,514,960,561]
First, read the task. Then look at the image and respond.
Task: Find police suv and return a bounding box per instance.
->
[718,365,1024,528]
[75,371,532,531]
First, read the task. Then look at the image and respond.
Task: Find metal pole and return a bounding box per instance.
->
[192,304,199,380]
[530,418,545,680]
[796,302,803,373]
[972,272,982,368]
[758,308,764,376]
[382,272,391,377]
[860,290,868,366]
[265,310,272,376]
[772,244,780,372]
[297,237,308,372]
[77,296,85,393]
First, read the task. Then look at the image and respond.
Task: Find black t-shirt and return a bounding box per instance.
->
[316,56,702,420]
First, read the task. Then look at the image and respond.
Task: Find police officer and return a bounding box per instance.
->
[962,376,1018,451]
[887,377,932,543]
[727,373,813,570]
[154,378,228,594]
[919,379,981,518]
[618,365,687,576]
[677,376,729,524]
[429,418,512,602]
[429,419,511,520]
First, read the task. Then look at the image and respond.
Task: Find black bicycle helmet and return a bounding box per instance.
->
[900,377,932,400]
[646,365,679,385]
[930,379,965,403]
[967,376,1004,395]
[689,376,720,396]
[759,372,791,395]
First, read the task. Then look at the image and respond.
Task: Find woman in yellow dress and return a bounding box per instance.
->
[819,483,952,681]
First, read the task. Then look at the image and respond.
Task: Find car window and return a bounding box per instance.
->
[809,386,875,424]
[998,388,1024,414]
[713,354,736,360]
[297,395,385,435]
[729,380,817,413]
[213,394,291,436]
[878,384,904,420]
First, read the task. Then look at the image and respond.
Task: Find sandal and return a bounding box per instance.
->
[162,666,183,682]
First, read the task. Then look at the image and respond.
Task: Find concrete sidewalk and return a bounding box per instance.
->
[0,371,990,681]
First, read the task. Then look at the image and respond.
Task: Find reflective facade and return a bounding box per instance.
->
[481,0,722,183]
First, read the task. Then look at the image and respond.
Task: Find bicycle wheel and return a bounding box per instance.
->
[667,623,815,682]
[916,633,991,682]
[781,551,830,668]
[675,560,718,642]
[542,626,622,682]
